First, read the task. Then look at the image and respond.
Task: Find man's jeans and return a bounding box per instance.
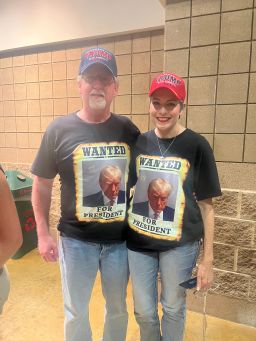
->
[128,241,200,341]
[59,237,129,341]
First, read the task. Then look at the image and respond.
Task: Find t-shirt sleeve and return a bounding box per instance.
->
[194,137,222,201]
[31,125,58,179]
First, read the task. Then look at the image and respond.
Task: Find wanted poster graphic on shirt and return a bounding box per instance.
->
[128,155,189,241]
[73,142,129,222]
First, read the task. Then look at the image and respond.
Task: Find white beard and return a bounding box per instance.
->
[89,90,106,111]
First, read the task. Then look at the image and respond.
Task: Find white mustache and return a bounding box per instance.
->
[90,89,105,98]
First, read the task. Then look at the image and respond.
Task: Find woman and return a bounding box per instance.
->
[127,72,221,341]
[0,165,22,313]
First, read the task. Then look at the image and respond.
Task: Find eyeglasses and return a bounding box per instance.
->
[151,100,181,111]
[82,74,114,86]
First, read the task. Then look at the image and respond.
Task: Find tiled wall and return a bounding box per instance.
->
[165,0,256,163]
[0,30,164,164]
[164,0,256,324]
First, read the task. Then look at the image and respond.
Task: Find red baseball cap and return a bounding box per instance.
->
[149,72,186,101]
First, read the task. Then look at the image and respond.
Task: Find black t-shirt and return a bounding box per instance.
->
[127,129,221,252]
[31,112,140,243]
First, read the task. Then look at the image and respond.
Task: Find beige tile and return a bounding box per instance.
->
[165,18,190,50]
[17,133,29,148]
[0,133,5,147]
[2,85,14,101]
[38,52,52,64]
[132,74,150,95]
[166,0,191,20]
[219,42,250,74]
[132,52,150,74]
[25,65,39,83]
[28,117,41,132]
[54,98,68,116]
[40,99,54,116]
[13,66,26,83]
[248,73,256,103]
[132,94,149,114]
[251,42,256,72]
[187,105,215,133]
[25,53,38,65]
[188,76,217,105]
[192,0,221,15]
[0,147,17,163]
[15,100,27,116]
[27,100,40,116]
[132,114,149,133]
[3,101,15,116]
[215,104,246,133]
[0,86,2,102]
[13,55,24,67]
[217,74,249,104]
[118,75,131,95]
[0,57,12,68]
[67,98,81,113]
[1,68,13,84]
[41,116,54,132]
[221,10,252,43]
[191,14,220,46]
[39,82,53,99]
[4,117,16,132]
[39,63,53,82]
[0,117,4,131]
[16,116,28,132]
[244,134,256,162]
[150,30,164,51]
[5,132,16,147]
[114,95,131,114]
[67,79,79,98]
[222,0,253,11]
[246,104,256,132]
[66,48,81,61]
[0,102,3,117]
[52,50,66,62]
[114,35,132,55]
[52,62,67,80]
[214,134,244,161]
[67,60,80,79]
[164,49,189,77]
[26,83,40,100]
[17,148,36,163]
[14,83,26,100]
[28,132,42,148]
[254,9,256,39]
[190,45,219,76]
[151,51,163,73]
[132,32,150,53]
[97,38,115,53]
[116,55,131,75]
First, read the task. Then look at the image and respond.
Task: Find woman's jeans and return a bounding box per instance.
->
[59,236,129,341]
[128,241,200,341]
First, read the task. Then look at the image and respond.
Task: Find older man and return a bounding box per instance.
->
[133,178,174,221]
[31,47,140,341]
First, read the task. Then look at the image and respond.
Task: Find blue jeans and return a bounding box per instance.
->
[59,236,129,341]
[128,241,200,341]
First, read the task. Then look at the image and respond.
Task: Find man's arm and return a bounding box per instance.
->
[32,175,58,262]
[0,171,23,268]
[197,198,215,291]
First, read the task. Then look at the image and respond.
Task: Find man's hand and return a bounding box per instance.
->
[196,259,213,291]
[38,234,58,262]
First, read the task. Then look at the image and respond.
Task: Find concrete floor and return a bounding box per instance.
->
[1,249,256,341]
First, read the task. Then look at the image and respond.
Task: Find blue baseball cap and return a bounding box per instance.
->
[79,47,117,77]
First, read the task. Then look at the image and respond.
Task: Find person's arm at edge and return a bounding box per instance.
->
[0,171,22,268]
[197,198,215,291]
[32,175,58,262]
